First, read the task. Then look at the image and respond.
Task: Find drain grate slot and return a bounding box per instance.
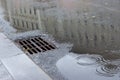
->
[23,46,27,49]
[23,41,27,44]
[32,49,37,53]
[15,36,56,54]
[38,37,49,45]
[35,37,56,49]
[36,48,41,52]
[48,45,55,49]
[44,46,51,50]
[28,50,33,54]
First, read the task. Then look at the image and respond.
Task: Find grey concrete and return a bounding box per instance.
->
[0,61,14,80]
[0,33,23,59]
[1,54,52,80]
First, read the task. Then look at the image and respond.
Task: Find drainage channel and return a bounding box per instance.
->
[15,36,56,54]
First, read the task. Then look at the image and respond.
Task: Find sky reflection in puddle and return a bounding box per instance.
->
[56,54,120,80]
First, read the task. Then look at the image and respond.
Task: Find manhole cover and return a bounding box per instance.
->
[15,36,56,54]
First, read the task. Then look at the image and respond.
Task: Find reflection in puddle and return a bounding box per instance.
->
[38,0,120,54]
[1,0,120,80]
[56,54,120,80]
[96,63,120,77]
[76,55,105,66]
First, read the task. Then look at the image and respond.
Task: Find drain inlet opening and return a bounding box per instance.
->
[15,36,56,54]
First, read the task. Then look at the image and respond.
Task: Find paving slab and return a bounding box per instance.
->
[0,33,23,59]
[0,61,14,80]
[0,33,52,80]
[1,54,52,80]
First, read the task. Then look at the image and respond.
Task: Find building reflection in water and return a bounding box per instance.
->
[1,0,120,54]
[40,0,120,54]
[1,0,120,80]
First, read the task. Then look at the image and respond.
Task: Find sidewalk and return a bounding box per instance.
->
[0,33,52,80]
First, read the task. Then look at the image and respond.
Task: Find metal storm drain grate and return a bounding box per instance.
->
[15,36,56,54]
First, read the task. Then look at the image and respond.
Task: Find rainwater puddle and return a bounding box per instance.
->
[56,54,120,80]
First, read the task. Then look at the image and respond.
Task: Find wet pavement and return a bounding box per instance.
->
[55,1,120,80]
[34,0,120,80]
[0,32,52,80]
[1,0,120,80]
[0,61,13,80]
[57,53,120,80]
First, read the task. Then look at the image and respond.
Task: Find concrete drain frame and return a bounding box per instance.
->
[15,36,56,54]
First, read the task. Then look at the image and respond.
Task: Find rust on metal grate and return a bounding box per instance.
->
[15,36,56,54]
